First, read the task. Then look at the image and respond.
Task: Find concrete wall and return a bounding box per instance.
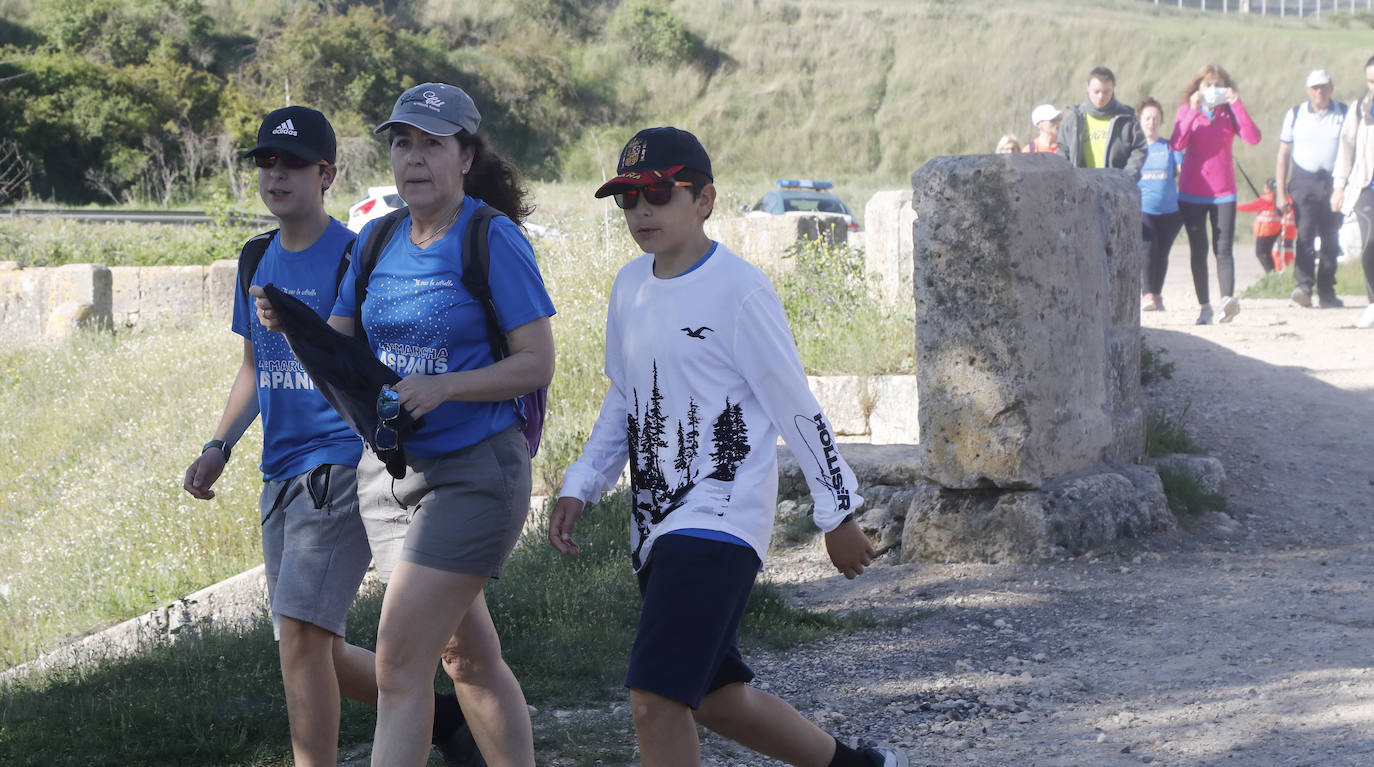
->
[0,259,237,343]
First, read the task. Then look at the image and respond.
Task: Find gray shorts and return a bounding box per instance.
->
[357,426,531,583]
[260,464,372,639]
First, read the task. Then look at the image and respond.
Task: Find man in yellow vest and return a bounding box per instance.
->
[1058,66,1148,182]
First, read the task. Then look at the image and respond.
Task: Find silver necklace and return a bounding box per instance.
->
[411,200,463,247]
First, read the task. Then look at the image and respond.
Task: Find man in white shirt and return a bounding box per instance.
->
[1277,69,1348,308]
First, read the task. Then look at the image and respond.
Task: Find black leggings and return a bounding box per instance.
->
[1141,210,1184,295]
[1254,234,1277,273]
[1179,199,1237,305]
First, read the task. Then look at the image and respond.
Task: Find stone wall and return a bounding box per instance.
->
[705,213,849,273]
[864,190,916,306]
[0,259,238,343]
[808,374,918,444]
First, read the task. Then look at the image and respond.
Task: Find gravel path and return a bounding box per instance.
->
[700,254,1374,767]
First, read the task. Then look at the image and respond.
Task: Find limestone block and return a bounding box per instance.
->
[911,154,1111,489]
[109,266,142,326]
[0,267,43,341]
[863,190,916,306]
[208,259,239,325]
[808,375,869,436]
[137,265,209,326]
[1105,328,1145,463]
[777,443,923,500]
[867,374,919,444]
[901,482,1054,563]
[1081,170,1144,327]
[705,214,849,274]
[854,485,919,551]
[1149,453,1227,497]
[901,467,1175,564]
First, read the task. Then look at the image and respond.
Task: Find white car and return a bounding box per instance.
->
[346,185,404,232]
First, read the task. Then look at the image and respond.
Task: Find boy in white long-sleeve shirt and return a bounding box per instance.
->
[548,127,906,767]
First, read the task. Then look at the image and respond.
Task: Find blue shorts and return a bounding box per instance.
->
[625,534,760,709]
[260,463,371,640]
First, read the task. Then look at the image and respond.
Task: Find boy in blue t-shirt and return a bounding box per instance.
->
[549,127,906,767]
[182,107,478,766]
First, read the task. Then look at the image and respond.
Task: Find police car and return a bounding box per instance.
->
[746,179,859,232]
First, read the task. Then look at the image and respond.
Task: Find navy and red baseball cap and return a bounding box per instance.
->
[244,106,337,165]
[594,126,713,198]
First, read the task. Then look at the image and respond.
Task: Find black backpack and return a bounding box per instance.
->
[236,229,351,310]
[351,206,547,458]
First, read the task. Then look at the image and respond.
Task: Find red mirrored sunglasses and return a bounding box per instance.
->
[253,153,330,170]
[613,180,693,210]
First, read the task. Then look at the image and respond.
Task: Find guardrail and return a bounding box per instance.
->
[1,207,276,227]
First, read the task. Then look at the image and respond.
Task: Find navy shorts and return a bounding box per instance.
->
[625,533,761,709]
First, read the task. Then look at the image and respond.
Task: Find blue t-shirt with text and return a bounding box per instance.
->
[333,197,556,457]
[231,219,363,480]
[1138,139,1183,216]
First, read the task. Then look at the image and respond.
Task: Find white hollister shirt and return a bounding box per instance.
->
[559,243,863,572]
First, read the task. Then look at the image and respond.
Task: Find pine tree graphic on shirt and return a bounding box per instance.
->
[626,361,750,570]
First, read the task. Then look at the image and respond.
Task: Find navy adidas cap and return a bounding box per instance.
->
[594,126,713,198]
[244,106,337,165]
[374,82,481,137]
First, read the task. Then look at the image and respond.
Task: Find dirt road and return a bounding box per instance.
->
[713,251,1374,766]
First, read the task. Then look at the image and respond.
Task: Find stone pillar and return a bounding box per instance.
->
[704,213,848,273]
[863,190,916,306]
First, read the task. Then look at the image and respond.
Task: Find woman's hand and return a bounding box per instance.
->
[1189,89,1203,111]
[393,373,452,419]
[249,285,283,332]
[1225,87,1239,104]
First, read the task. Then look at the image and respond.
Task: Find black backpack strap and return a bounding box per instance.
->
[351,208,410,345]
[237,229,278,305]
[335,239,353,293]
[460,205,510,364]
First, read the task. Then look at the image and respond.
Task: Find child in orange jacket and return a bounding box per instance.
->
[1237,178,1296,272]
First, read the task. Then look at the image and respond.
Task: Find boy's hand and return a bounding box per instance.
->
[824,518,875,579]
[183,450,225,500]
[549,496,585,555]
[249,285,282,332]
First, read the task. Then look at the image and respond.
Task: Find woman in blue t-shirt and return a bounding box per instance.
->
[292,83,553,765]
[1137,97,1184,313]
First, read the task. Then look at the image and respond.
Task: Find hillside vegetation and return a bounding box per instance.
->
[2,0,1373,208]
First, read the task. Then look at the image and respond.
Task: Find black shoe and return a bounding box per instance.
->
[433,721,486,767]
[1291,286,1312,307]
[1318,294,1345,308]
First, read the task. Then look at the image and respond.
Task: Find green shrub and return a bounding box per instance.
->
[1144,404,1202,458]
[608,0,695,64]
[1140,342,1174,386]
[1241,259,1366,300]
[1156,465,1226,521]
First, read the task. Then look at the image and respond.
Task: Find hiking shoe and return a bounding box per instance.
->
[1318,294,1345,308]
[1357,304,1374,329]
[1291,286,1312,307]
[1196,305,1213,325]
[860,745,910,767]
[1142,293,1159,312]
[1219,296,1240,323]
[433,721,486,767]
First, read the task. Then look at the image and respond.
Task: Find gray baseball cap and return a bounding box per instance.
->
[373,83,481,137]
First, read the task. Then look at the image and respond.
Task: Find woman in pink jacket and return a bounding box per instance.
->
[1171,64,1262,325]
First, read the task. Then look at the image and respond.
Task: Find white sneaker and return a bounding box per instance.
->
[1196,305,1214,325]
[1219,296,1240,323]
[859,745,909,767]
[1357,304,1374,329]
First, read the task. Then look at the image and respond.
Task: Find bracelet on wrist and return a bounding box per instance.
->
[202,439,232,462]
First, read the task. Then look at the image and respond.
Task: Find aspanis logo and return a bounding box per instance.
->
[422,90,445,112]
[271,119,298,136]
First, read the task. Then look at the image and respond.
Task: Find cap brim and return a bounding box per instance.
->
[241,140,328,164]
[593,165,686,198]
[373,116,464,137]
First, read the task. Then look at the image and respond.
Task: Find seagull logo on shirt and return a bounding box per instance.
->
[681,326,713,339]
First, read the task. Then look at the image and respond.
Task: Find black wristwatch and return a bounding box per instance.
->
[202,439,232,462]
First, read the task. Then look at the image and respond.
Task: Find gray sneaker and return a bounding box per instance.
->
[1196,304,1214,325]
[1291,285,1312,307]
[1219,296,1240,323]
[860,745,910,767]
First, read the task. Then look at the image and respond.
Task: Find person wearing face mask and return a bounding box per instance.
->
[1171,64,1262,325]
[1056,66,1148,180]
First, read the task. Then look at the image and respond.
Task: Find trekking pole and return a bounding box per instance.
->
[1234,160,1262,199]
